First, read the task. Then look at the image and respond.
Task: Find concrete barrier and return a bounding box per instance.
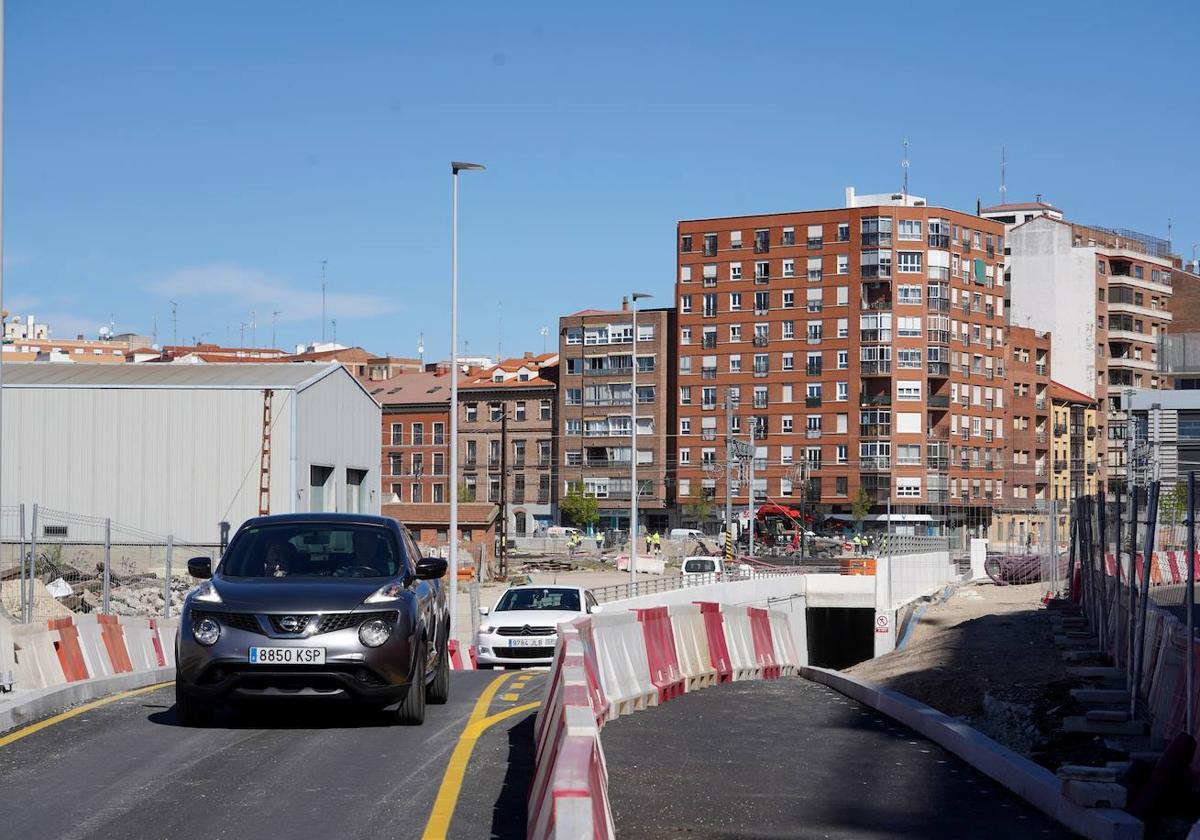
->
[800,665,1143,840]
[11,622,68,690]
[0,608,15,691]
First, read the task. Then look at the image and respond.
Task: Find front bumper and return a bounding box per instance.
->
[177,608,415,705]
[475,631,558,667]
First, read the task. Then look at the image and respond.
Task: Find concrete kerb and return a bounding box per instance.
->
[799,665,1144,840]
[0,666,174,735]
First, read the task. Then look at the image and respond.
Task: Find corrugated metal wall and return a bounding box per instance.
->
[1,386,291,543]
[294,371,382,514]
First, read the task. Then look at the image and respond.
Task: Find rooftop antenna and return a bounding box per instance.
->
[1167,217,1173,251]
[272,310,281,350]
[250,309,256,348]
[330,318,337,344]
[417,331,425,366]
[901,138,909,200]
[320,260,328,344]
[170,301,178,347]
[152,315,157,346]
[999,146,1007,205]
[540,325,549,354]
[497,299,503,362]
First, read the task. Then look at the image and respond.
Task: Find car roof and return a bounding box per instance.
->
[503,583,587,592]
[240,513,399,528]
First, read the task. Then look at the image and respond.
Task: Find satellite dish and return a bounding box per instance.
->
[98,326,111,338]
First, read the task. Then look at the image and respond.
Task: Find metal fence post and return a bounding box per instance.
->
[164,534,173,619]
[103,518,112,615]
[1097,489,1107,653]
[1130,480,1159,720]
[1186,471,1196,737]
[1127,484,1138,685]
[28,504,38,623]
[17,502,26,624]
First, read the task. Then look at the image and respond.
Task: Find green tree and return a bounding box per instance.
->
[681,489,715,527]
[560,487,599,528]
[850,488,873,534]
[458,483,475,503]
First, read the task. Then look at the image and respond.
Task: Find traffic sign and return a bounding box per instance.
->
[874,612,890,635]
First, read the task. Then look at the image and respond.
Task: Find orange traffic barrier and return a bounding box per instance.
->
[48,618,91,683]
[840,557,877,576]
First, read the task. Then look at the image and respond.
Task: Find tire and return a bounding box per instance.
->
[395,639,427,725]
[426,633,450,705]
[175,677,212,727]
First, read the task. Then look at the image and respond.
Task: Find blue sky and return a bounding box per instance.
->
[5,1,1199,358]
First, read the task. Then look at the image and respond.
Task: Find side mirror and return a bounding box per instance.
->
[415,556,448,580]
[188,556,212,579]
[587,604,598,614]
[479,607,490,617]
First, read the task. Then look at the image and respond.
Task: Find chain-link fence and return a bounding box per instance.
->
[0,503,218,624]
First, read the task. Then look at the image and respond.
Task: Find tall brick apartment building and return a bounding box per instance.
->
[992,325,1052,544]
[1008,217,1175,491]
[674,189,1008,527]
[557,302,676,533]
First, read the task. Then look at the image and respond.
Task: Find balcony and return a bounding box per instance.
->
[703,243,717,257]
[859,424,892,438]
[862,299,892,312]
[701,368,717,380]
[805,364,823,377]
[1054,459,1067,472]
[753,366,769,378]
[927,361,950,376]
[860,393,891,406]
[463,457,478,469]
[928,233,950,249]
[752,398,769,409]
[753,335,769,347]
[859,456,892,472]
[1034,398,1045,409]
[754,239,770,254]
[806,429,822,439]
[583,365,634,377]
[805,396,822,408]
[702,335,717,349]
[859,361,892,375]
[928,297,951,312]
[808,237,823,249]
[927,457,949,470]
[927,395,950,408]
[860,265,893,279]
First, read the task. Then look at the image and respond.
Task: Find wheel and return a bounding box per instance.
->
[426,634,450,705]
[395,640,427,725]
[175,677,212,727]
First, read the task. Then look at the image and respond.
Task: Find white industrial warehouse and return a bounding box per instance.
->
[0,363,381,544]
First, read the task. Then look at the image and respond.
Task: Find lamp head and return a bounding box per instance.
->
[452,161,486,173]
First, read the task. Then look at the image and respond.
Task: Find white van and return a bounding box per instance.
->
[669,528,704,541]
[545,526,582,538]
[680,555,723,583]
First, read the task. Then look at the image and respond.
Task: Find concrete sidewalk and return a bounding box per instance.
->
[603,678,1078,839]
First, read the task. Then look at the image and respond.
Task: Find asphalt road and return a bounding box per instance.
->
[0,671,544,840]
[604,678,1079,839]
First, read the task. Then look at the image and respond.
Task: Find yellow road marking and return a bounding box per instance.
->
[500,692,520,702]
[422,674,541,839]
[0,682,171,749]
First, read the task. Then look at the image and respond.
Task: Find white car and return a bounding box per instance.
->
[475,584,598,669]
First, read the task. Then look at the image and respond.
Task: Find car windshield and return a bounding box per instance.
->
[493,587,580,612]
[220,523,402,579]
[685,559,717,573]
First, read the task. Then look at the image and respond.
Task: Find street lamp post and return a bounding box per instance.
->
[629,292,652,594]
[450,161,485,644]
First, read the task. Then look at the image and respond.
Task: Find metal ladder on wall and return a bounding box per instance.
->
[258,389,274,515]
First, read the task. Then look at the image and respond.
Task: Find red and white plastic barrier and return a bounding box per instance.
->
[448,639,477,670]
[528,602,802,839]
[6,614,178,692]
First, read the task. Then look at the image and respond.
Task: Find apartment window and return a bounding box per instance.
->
[412,423,425,446]
[703,233,718,256]
[729,291,742,311]
[782,226,796,246]
[836,476,848,495]
[836,254,848,275]
[487,402,501,422]
[730,262,742,280]
[782,415,794,433]
[680,234,692,253]
[729,324,742,343]
[680,418,691,435]
[702,387,717,408]
[897,444,921,465]
[754,229,770,252]
[837,318,848,338]
[566,358,581,375]
[390,483,402,502]
[389,453,403,476]
[782,290,795,309]
[753,353,768,374]
[729,354,742,373]
[836,286,849,306]
[861,216,893,247]
[782,320,795,340]
[806,415,821,433]
[754,291,769,312]
[411,483,423,503]
[412,452,424,476]
[679,386,692,405]
[836,382,848,402]
[702,265,717,286]
[807,257,823,282]
[807,321,823,342]
[390,423,403,445]
[781,446,794,465]
[897,381,922,401]
[755,261,770,281]
[566,419,581,436]
[897,251,923,273]
[897,284,922,305]
[836,445,848,465]
[806,288,823,313]
[837,350,848,369]
[860,248,893,278]
[432,483,445,503]
[897,349,922,369]
[807,224,823,249]
[782,259,795,278]
[540,400,552,420]
[836,222,850,242]
[897,317,922,337]
[898,219,922,240]
[730,230,743,249]
[679,448,691,465]
[781,352,794,371]
[680,327,692,345]
[703,294,717,317]
[895,478,921,498]
[680,265,692,284]
[513,402,526,422]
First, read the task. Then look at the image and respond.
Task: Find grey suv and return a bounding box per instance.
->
[175,513,449,726]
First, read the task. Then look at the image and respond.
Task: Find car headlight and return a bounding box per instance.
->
[358,618,393,647]
[365,583,405,603]
[479,625,496,634]
[193,580,222,604]
[193,617,221,646]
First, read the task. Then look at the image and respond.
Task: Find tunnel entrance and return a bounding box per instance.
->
[806,608,874,669]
